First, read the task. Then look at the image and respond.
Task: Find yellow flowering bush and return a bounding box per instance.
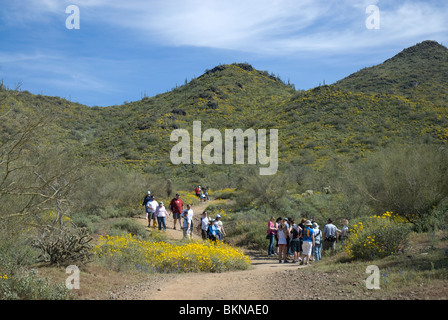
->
[93,234,251,273]
[344,212,411,260]
[177,190,201,206]
[212,188,236,200]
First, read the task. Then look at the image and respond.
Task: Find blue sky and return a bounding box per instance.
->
[1,0,447,107]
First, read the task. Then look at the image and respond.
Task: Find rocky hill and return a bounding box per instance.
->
[1,41,447,183]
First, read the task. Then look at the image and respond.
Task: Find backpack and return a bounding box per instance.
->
[292,225,300,239]
[314,230,321,245]
[326,234,337,242]
[303,227,313,240]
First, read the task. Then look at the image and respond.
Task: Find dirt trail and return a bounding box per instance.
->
[127,199,308,300]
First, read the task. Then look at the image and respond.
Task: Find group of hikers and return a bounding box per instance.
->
[142,190,225,241]
[142,189,351,264]
[267,217,349,265]
[194,185,209,202]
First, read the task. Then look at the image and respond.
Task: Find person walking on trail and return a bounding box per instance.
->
[195,186,201,198]
[197,211,210,240]
[277,220,290,263]
[182,210,192,240]
[287,218,294,258]
[155,201,170,231]
[214,214,226,240]
[274,217,282,255]
[169,193,184,230]
[142,190,151,209]
[290,221,302,263]
[322,218,339,256]
[312,222,322,262]
[203,187,209,201]
[340,219,349,244]
[207,219,218,242]
[283,217,291,256]
[200,190,207,202]
[299,220,315,265]
[146,195,158,228]
[143,191,151,218]
[183,204,194,239]
[267,216,277,256]
[298,218,306,258]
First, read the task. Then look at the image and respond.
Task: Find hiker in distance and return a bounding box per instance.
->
[299,220,315,265]
[322,218,339,256]
[214,214,226,240]
[169,193,184,230]
[183,204,194,239]
[146,194,158,228]
[197,211,210,240]
[266,216,277,256]
[182,210,192,240]
[142,191,151,223]
[155,201,170,231]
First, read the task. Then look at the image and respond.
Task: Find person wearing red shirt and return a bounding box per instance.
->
[195,186,200,197]
[169,193,184,230]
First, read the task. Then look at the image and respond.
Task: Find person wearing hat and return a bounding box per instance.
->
[207,218,218,242]
[299,220,315,265]
[155,201,170,231]
[322,218,339,256]
[214,214,226,241]
[146,195,158,228]
[142,190,152,217]
[311,222,322,262]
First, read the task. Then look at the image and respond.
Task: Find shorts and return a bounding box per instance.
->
[290,239,301,253]
[147,211,155,219]
[173,212,181,219]
[302,241,313,256]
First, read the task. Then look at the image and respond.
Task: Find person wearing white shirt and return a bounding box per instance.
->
[197,211,210,240]
[182,210,192,239]
[155,201,170,231]
[214,214,226,240]
[146,196,158,228]
[183,204,194,239]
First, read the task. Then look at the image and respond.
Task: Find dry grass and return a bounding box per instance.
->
[36,264,152,299]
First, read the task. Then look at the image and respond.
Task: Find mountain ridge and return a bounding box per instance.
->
[1,40,447,181]
[334,40,448,105]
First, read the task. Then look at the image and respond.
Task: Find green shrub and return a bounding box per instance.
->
[0,268,74,300]
[109,218,148,238]
[0,252,73,300]
[71,213,97,234]
[344,212,412,260]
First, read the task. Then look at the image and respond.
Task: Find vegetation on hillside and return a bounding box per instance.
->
[1,42,447,299]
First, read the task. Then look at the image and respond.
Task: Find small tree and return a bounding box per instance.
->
[342,143,448,222]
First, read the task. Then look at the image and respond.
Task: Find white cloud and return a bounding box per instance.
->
[4,0,448,55]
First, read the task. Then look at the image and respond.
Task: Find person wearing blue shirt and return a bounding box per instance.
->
[300,220,315,265]
[207,219,218,242]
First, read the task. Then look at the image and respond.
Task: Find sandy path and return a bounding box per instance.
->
[145,251,307,300]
